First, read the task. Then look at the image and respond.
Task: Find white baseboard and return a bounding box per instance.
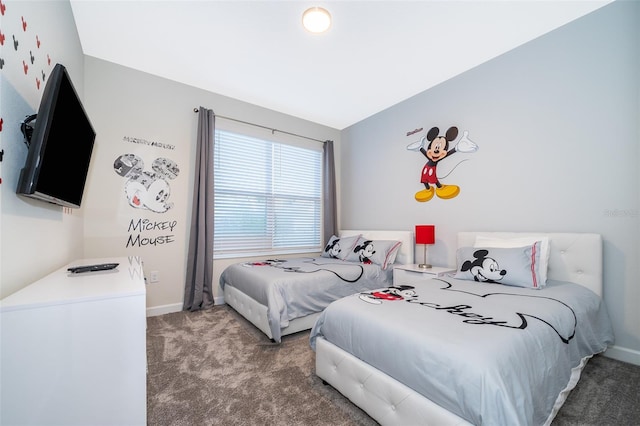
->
[146,303,182,317]
[603,345,640,366]
[146,297,225,317]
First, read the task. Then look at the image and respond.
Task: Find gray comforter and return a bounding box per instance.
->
[221,257,393,342]
[310,277,614,425]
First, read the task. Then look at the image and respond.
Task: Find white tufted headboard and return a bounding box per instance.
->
[457,232,603,297]
[340,230,414,265]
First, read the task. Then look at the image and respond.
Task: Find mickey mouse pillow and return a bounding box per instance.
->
[344,238,402,270]
[454,242,543,289]
[321,235,361,260]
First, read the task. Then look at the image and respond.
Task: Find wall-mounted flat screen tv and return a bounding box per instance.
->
[17,63,96,208]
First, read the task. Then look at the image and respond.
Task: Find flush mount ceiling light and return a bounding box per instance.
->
[302,7,331,33]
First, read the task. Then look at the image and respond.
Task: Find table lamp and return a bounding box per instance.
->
[415,225,435,269]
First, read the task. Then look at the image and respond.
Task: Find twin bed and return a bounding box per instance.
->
[310,232,614,425]
[221,230,413,343]
[221,230,614,425]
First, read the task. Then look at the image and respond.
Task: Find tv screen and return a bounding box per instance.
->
[17,63,96,208]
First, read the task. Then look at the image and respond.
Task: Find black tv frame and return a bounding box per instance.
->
[17,63,96,208]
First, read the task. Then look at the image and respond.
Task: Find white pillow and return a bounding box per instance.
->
[474,236,550,286]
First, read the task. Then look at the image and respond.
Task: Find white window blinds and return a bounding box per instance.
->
[214,129,323,257]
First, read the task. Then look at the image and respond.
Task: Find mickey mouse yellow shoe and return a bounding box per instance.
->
[415,187,435,202]
[436,184,460,199]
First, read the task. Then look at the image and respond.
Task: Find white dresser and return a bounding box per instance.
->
[0,257,147,425]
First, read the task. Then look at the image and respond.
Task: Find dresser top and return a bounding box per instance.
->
[1,257,145,312]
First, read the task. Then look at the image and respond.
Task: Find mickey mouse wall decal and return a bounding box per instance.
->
[113,153,180,213]
[406,126,478,202]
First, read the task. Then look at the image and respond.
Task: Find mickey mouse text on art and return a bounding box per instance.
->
[123,135,175,150]
[116,136,180,249]
[126,218,177,248]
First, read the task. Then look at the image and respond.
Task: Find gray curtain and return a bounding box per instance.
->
[183,107,215,311]
[322,140,338,243]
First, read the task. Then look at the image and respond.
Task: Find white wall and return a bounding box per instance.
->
[340,1,640,364]
[0,0,86,297]
[81,58,340,314]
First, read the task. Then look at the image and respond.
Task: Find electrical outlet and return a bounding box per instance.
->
[149,271,159,283]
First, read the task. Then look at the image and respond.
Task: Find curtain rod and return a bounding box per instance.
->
[193,108,326,144]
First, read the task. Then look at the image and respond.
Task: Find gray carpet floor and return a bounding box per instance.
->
[147,305,640,426]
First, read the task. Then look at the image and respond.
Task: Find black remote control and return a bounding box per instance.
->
[67,263,119,274]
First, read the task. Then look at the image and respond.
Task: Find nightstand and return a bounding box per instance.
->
[393,264,456,285]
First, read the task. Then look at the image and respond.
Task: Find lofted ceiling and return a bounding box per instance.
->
[70,0,612,130]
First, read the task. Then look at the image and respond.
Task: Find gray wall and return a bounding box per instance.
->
[81,57,340,313]
[340,1,639,363]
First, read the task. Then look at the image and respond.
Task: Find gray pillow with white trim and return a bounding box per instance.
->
[454,242,543,289]
[322,235,361,260]
[345,238,402,270]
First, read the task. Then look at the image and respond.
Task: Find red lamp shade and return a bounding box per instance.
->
[415,225,435,245]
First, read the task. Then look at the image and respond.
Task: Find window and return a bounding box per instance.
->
[213,129,323,258]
